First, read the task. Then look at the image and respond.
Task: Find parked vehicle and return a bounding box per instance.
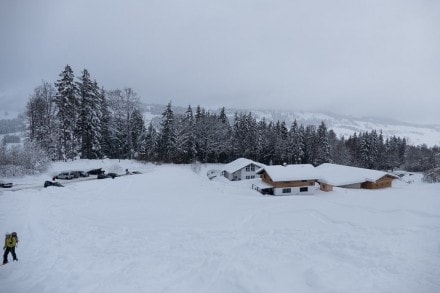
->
[0,182,13,188]
[55,171,75,180]
[71,171,90,178]
[97,173,118,179]
[88,168,104,175]
[44,181,64,188]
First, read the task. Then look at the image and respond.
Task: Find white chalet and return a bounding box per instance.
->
[222,158,264,181]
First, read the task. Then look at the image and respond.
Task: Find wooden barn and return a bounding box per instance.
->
[316,163,399,191]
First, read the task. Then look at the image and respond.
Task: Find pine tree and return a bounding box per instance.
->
[139,122,158,161]
[303,125,317,165]
[77,69,103,159]
[272,121,289,164]
[329,130,350,165]
[288,120,304,164]
[157,101,176,162]
[99,88,112,158]
[216,107,232,163]
[174,105,196,163]
[315,121,331,166]
[131,108,146,158]
[194,106,209,162]
[359,131,379,169]
[54,64,79,160]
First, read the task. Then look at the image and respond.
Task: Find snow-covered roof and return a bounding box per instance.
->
[222,158,263,173]
[256,164,319,181]
[316,163,398,186]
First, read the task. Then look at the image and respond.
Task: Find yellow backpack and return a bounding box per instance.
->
[5,232,18,248]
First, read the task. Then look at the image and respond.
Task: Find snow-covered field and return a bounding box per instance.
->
[1,160,439,293]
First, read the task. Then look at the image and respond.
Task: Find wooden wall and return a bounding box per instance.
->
[361,175,394,189]
[260,173,315,188]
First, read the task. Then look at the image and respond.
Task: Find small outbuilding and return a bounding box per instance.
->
[316,163,399,191]
[222,158,264,181]
[255,164,319,195]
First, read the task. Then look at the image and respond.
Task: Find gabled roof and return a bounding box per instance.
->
[316,163,398,186]
[256,164,319,182]
[222,158,263,173]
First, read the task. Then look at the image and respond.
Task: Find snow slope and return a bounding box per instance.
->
[1,160,439,292]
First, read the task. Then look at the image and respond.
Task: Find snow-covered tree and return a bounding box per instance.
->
[54,64,79,160]
[273,121,289,164]
[25,81,58,159]
[288,120,304,164]
[231,112,258,160]
[106,88,141,159]
[139,122,158,161]
[174,105,196,163]
[302,125,317,165]
[157,101,176,162]
[77,69,103,159]
[328,130,350,165]
[216,107,232,163]
[99,87,112,158]
[131,107,146,158]
[359,131,379,169]
[315,121,331,166]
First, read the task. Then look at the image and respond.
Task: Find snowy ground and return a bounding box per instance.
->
[1,160,439,293]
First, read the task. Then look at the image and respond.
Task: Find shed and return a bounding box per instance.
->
[316,163,399,191]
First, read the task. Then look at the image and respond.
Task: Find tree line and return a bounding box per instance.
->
[25,65,145,161]
[143,103,438,172]
[22,64,439,173]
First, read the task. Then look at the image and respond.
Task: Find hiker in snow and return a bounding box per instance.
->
[3,232,19,264]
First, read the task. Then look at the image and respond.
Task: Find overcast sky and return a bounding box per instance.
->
[1,0,439,124]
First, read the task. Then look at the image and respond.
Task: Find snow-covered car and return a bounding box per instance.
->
[55,171,75,180]
[71,171,89,178]
[207,169,220,180]
[0,182,13,188]
[97,172,118,179]
[44,181,64,188]
[88,168,104,175]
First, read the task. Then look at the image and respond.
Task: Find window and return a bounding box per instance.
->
[246,165,256,172]
[300,187,308,192]
[282,188,291,194]
[246,176,250,179]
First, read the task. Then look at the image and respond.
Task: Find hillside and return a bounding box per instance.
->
[1,160,439,292]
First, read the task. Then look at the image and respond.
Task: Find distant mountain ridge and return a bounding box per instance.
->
[140,103,440,147]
